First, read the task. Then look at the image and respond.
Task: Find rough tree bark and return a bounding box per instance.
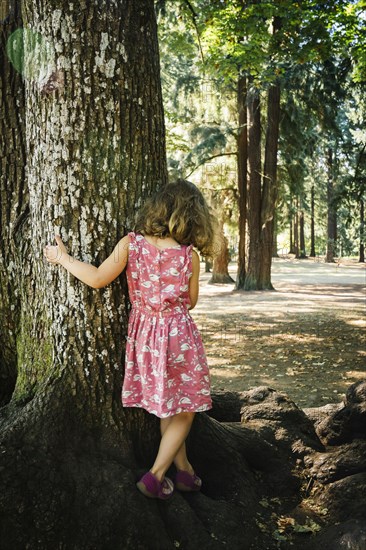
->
[0,0,173,547]
[0,1,25,407]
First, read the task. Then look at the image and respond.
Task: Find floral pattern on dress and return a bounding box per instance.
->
[121,231,213,418]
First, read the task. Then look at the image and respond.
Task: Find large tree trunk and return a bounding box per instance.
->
[244,82,261,290]
[0,2,25,406]
[0,0,171,546]
[235,74,247,290]
[0,0,167,403]
[257,80,281,289]
[326,148,337,263]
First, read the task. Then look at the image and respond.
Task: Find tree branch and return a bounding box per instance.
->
[182,0,197,17]
[181,0,205,64]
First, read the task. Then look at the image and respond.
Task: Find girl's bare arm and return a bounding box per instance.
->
[187,250,200,310]
[44,234,130,289]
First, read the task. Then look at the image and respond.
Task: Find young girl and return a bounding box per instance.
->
[43,178,218,500]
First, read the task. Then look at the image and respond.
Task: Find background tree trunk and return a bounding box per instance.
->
[235,74,247,290]
[257,80,281,289]
[310,183,316,257]
[289,213,295,254]
[299,209,306,258]
[359,198,364,263]
[209,221,235,284]
[205,258,213,272]
[326,148,337,262]
[244,83,261,290]
[244,19,281,290]
[272,212,279,258]
[294,198,299,258]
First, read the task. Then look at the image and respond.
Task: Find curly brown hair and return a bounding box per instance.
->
[133,179,220,258]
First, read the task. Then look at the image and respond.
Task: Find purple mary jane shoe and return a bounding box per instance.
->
[175,470,202,492]
[136,471,174,500]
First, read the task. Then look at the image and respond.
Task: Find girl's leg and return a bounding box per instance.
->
[160,417,194,474]
[151,412,195,482]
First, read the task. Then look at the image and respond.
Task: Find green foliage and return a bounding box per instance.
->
[158,0,365,256]
[331,0,366,83]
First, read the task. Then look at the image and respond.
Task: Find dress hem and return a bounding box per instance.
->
[122,401,213,418]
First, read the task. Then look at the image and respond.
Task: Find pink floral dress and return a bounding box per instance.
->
[121,231,212,418]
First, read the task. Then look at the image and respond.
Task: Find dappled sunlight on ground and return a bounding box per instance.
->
[190,258,365,409]
[347,318,366,327]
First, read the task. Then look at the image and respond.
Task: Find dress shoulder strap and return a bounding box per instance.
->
[182,243,194,279]
[127,231,139,256]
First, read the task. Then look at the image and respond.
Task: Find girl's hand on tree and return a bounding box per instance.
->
[43,235,68,265]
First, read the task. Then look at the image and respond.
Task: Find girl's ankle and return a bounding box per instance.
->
[150,468,164,483]
[176,463,194,475]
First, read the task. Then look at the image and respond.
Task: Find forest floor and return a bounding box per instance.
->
[191,256,365,409]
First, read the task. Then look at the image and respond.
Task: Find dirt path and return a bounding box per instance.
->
[191,257,366,409]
